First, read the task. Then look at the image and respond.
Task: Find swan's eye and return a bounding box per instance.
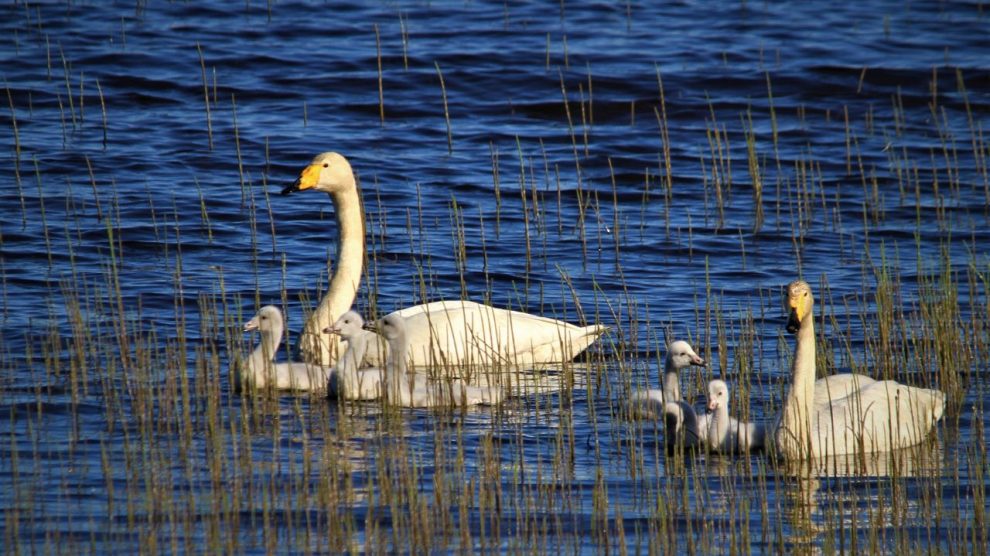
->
[323,163,329,168]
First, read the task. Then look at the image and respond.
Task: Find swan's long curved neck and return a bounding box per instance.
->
[662,357,681,402]
[384,332,409,398]
[708,404,730,446]
[388,334,408,376]
[779,314,816,456]
[246,327,281,386]
[336,335,369,381]
[302,187,365,364]
[248,333,273,372]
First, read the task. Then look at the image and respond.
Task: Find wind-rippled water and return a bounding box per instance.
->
[1,1,988,553]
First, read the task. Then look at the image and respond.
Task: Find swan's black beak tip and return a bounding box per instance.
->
[785,310,801,334]
[281,180,300,196]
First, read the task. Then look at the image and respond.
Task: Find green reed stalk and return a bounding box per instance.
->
[489,141,502,238]
[59,44,76,128]
[5,84,26,229]
[516,137,532,289]
[435,61,453,154]
[375,23,384,125]
[196,44,213,150]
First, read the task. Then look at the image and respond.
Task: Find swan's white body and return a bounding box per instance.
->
[239,306,331,392]
[626,340,705,420]
[370,314,504,407]
[699,379,765,453]
[773,280,946,459]
[324,311,387,400]
[388,299,604,369]
[283,152,607,368]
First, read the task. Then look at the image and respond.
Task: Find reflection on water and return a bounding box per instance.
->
[772,441,950,552]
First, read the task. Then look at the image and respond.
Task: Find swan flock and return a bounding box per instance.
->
[236,152,948,459]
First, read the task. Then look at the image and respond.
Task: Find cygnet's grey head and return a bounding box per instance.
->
[324,310,364,338]
[666,340,706,369]
[244,305,283,334]
[366,314,406,342]
[706,379,729,412]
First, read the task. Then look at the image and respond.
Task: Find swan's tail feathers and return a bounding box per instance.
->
[928,388,947,424]
[570,324,609,355]
[582,324,609,338]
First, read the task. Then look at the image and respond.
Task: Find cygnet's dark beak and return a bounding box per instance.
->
[363,323,380,334]
[786,309,801,334]
[323,326,339,335]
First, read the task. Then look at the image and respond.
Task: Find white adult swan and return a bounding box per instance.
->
[367,313,505,407]
[323,310,386,400]
[772,280,946,459]
[281,151,607,368]
[699,379,765,453]
[626,340,705,419]
[238,305,331,392]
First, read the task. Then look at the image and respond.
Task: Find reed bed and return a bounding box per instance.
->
[1,3,988,555]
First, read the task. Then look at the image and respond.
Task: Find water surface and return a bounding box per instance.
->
[1,1,988,553]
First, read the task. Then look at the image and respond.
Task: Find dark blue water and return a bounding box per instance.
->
[1,1,988,553]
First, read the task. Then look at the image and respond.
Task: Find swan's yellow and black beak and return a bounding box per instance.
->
[785,292,806,334]
[786,308,801,334]
[282,162,321,195]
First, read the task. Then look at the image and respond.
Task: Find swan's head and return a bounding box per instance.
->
[706,379,729,412]
[365,314,406,342]
[785,280,813,334]
[282,152,356,195]
[666,340,706,369]
[323,310,365,338]
[244,305,283,334]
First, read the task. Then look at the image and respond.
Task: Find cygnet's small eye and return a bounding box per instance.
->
[323,162,329,168]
